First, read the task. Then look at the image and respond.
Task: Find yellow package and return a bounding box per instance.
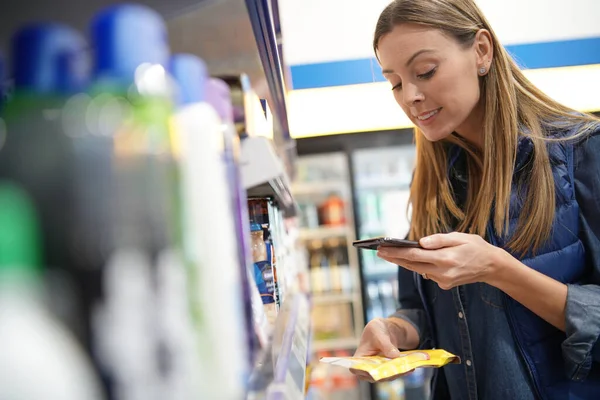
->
[319,349,460,382]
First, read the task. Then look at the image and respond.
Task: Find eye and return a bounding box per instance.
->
[417,67,437,80]
[391,82,402,91]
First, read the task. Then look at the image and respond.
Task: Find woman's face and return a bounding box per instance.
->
[377,23,491,145]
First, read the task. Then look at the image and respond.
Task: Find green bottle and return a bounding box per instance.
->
[0,182,103,400]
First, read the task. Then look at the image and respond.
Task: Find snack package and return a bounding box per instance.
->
[320,349,460,382]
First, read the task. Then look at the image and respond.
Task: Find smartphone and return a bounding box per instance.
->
[352,237,422,250]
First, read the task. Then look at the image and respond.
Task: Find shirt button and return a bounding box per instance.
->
[458,312,464,319]
[466,360,472,367]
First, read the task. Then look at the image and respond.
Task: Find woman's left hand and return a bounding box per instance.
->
[377,232,504,290]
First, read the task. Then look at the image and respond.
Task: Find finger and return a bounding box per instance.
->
[420,232,469,249]
[377,254,439,275]
[354,346,379,357]
[377,246,443,266]
[378,342,401,359]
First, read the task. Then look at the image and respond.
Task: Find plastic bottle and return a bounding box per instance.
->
[0,21,98,344]
[169,53,249,399]
[87,5,182,400]
[206,77,262,360]
[0,183,103,400]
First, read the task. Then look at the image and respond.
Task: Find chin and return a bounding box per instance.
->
[419,127,454,142]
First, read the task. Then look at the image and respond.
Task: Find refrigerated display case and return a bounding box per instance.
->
[294,129,431,400]
[352,145,413,321]
[351,144,432,400]
[292,152,368,400]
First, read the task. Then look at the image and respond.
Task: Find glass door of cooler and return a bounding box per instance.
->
[293,152,368,400]
[352,144,431,400]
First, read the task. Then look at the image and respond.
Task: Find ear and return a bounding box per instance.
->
[474,29,493,73]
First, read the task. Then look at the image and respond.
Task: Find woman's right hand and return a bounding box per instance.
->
[352,317,420,382]
[354,317,417,358]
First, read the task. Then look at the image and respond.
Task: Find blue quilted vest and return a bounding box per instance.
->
[461,129,599,398]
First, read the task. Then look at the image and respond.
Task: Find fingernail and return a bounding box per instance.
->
[421,237,431,246]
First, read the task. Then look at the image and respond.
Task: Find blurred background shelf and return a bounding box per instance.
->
[312,337,359,352]
[292,181,348,196]
[312,291,359,306]
[299,226,349,241]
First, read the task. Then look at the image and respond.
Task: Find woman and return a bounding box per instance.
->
[354,0,600,399]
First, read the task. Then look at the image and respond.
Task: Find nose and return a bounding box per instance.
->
[402,82,424,106]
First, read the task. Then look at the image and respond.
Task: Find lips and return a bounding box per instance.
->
[415,108,442,121]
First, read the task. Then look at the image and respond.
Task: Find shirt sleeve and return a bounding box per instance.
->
[562,125,600,381]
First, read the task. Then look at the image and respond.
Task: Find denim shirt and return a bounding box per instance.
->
[392,128,600,399]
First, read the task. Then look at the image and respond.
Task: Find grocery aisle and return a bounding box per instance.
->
[0,1,309,400]
[2,1,600,400]
[294,131,431,400]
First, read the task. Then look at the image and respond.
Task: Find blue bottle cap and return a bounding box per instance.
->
[12,23,88,94]
[55,47,90,93]
[250,223,262,232]
[92,3,169,83]
[169,54,208,106]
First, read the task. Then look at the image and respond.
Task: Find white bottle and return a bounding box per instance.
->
[0,184,103,400]
[170,54,249,399]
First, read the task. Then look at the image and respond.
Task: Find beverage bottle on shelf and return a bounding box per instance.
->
[309,241,324,294]
[304,201,320,229]
[206,78,264,356]
[313,240,332,293]
[0,184,103,400]
[340,249,354,294]
[361,191,382,231]
[168,54,225,399]
[0,22,92,344]
[320,248,331,293]
[168,53,251,398]
[326,238,343,293]
[319,192,346,226]
[84,5,195,399]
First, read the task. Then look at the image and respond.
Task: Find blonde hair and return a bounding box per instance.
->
[374,0,600,255]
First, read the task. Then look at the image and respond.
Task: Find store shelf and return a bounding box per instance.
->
[299,226,348,241]
[241,136,297,217]
[312,337,359,352]
[247,293,310,400]
[312,291,358,306]
[292,181,347,196]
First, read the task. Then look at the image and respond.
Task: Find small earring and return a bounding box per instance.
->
[479,67,487,75]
